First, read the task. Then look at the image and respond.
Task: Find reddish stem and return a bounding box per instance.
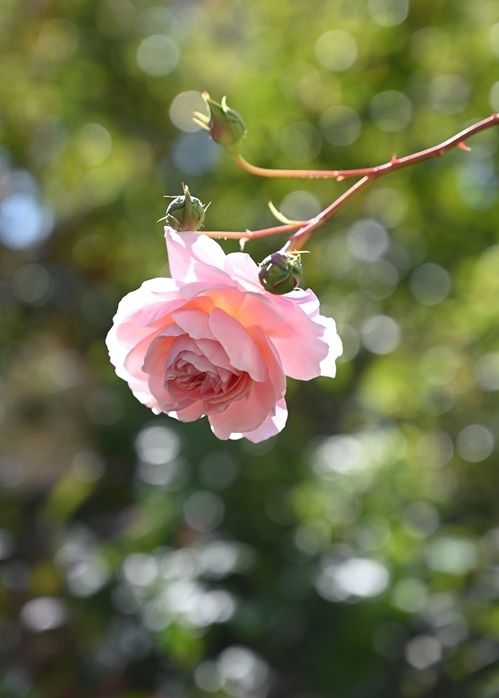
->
[236,154,342,180]
[283,176,372,252]
[236,113,499,181]
[201,114,498,250]
[201,221,304,241]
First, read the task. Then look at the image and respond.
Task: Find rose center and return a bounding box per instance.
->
[165,351,250,405]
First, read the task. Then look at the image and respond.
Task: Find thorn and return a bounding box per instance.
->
[390,153,398,164]
[239,237,249,251]
[336,175,344,182]
[457,141,471,152]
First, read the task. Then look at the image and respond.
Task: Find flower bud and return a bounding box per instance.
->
[258,252,304,295]
[166,184,206,231]
[193,93,246,149]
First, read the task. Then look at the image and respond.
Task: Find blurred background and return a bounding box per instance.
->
[1,0,499,696]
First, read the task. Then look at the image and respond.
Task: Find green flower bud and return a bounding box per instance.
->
[193,93,246,149]
[166,184,206,232]
[258,252,304,295]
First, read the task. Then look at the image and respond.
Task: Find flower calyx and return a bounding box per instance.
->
[193,93,246,149]
[258,251,304,295]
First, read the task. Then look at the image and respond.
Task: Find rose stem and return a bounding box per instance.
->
[235,113,499,181]
[202,114,499,249]
[201,221,304,241]
[283,176,372,252]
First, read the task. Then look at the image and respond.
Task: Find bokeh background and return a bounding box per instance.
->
[1,0,499,696]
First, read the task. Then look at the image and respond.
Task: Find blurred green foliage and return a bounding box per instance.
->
[1,0,499,697]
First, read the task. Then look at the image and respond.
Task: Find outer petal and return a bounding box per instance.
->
[223,251,263,292]
[284,287,321,317]
[315,315,343,377]
[238,398,288,443]
[267,311,331,380]
[208,380,276,439]
[106,322,158,379]
[165,226,230,285]
[112,277,184,325]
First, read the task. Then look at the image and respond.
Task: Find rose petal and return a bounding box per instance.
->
[142,335,178,374]
[315,315,343,377]
[173,400,207,422]
[171,308,213,340]
[193,338,232,371]
[165,226,229,285]
[249,325,286,400]
[113,277,184,326]
[224,251,263,292]
[208,308,267,382]
[106,322,158,378]
[239,397,288,443]
[208,379,277,439]
[266,304,335,380]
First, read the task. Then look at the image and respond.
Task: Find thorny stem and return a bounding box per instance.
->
[235,113,499,181]
[201,113,499,249]
[201,221,304,241]
[283,176,372,252]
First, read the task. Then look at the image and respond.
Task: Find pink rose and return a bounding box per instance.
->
[106,227,342,442]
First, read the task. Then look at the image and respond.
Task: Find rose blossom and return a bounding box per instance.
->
[106,227,342,442]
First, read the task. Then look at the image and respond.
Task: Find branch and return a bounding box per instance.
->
[283,176,372,252]
[232,113,499,253]
[235,113,499,181]
[200,221,304,241]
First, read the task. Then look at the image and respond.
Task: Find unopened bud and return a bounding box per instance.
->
[166,184,206,231]
[193,93,246,149]
[258,252,304,295]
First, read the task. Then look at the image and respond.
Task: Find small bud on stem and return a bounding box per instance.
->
[193,93,246,149]
[258,251,304,295]
[166,184,207,232]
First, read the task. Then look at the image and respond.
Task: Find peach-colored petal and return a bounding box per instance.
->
[170,308,213,340]
[208,308,267,382]
[173,400,207,422]
[142,335,179,375]
[193,338,232,371]
[218,290,285,334]
[249,325,286,401]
